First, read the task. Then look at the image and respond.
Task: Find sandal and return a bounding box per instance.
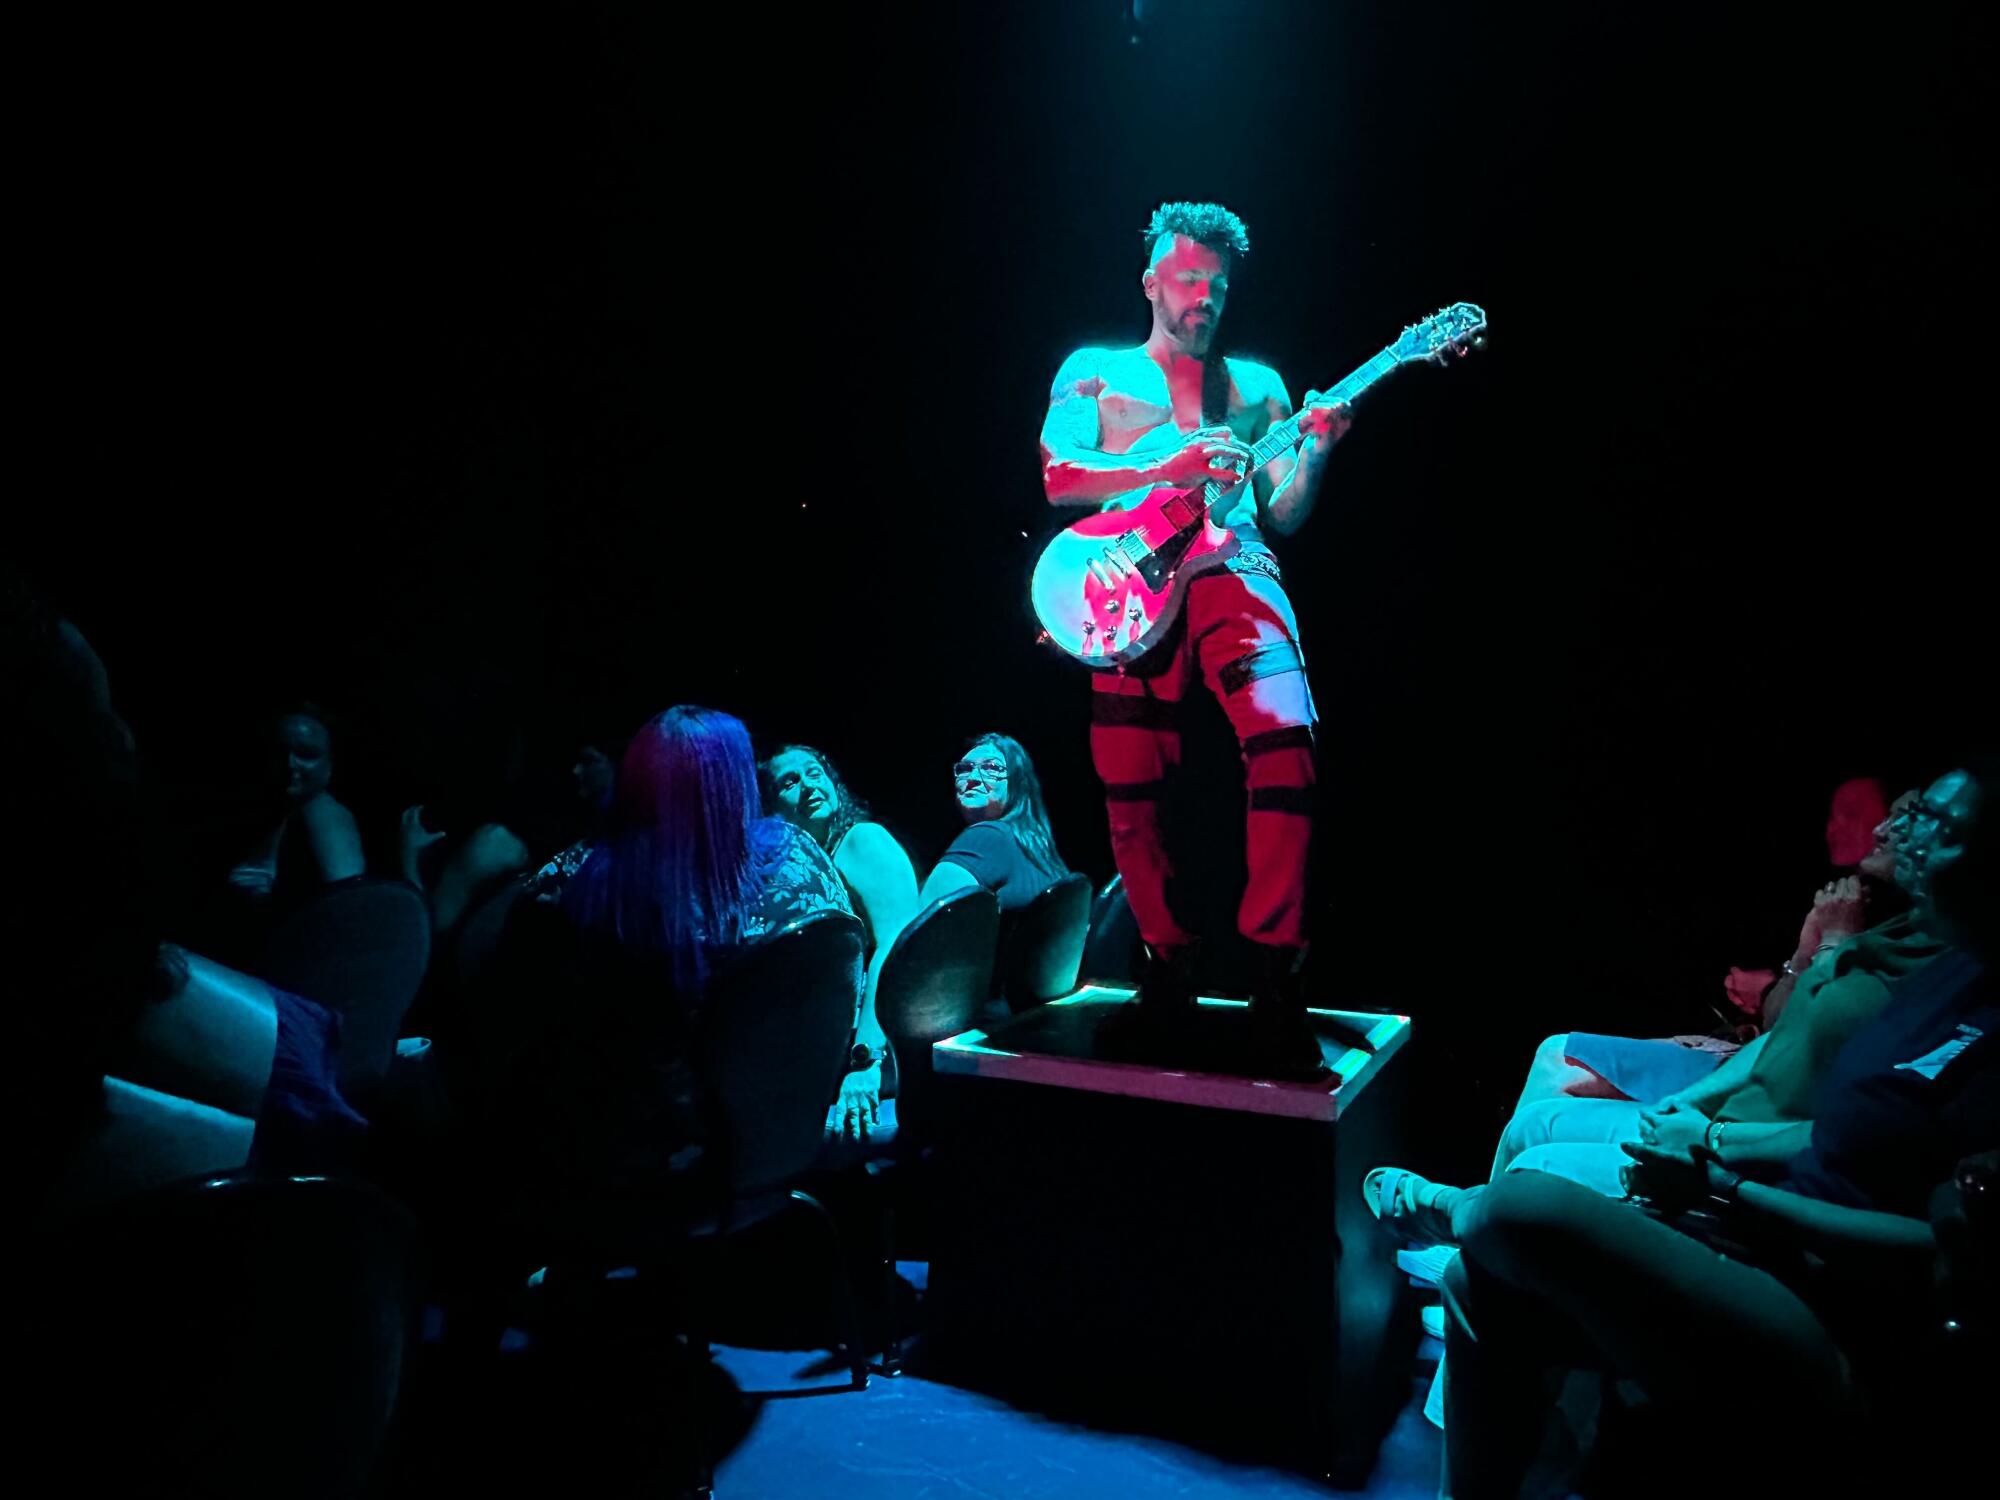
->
[1362,1166,1464,1248]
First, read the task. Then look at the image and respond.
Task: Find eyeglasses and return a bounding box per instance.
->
[952,758,1009,782]
[1905,801,1962,841]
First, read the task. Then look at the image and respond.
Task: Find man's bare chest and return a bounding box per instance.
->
[1093,352,1258,455]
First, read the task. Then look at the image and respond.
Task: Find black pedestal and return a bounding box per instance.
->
[925,987,1418,1486]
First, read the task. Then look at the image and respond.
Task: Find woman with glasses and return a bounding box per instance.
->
[761,744,920,1141]
[919,733,1071,911]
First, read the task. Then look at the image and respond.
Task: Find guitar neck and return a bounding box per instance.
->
[1201,345,1404,510]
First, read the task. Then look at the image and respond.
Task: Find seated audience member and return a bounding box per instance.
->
[4,580,364,1212]
[522,741,620,905]
[1512,787,1917,1113]
[762,744,919,1141]
[221,703,366,923]
[1371,761,1998,1498]
[918,732,1071,911]
[1381,792,1937,1206]
[1524,779,1910,1113]
[401,731,615,951]
[478,706,857,1213]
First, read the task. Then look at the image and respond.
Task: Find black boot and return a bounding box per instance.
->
[1245,946,1331,1081]
[1096,942,1202,1063]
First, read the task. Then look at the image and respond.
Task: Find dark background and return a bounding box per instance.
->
[22,2,1992,1139]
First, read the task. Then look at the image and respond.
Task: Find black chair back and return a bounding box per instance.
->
[1081,872,1142,983]
[262,878,432,1099]
[999,872,1092,1013]
[697,911,865,1209]
[873,887,1001,1137]
[454,876,529,988]
[28,1171,419,1499]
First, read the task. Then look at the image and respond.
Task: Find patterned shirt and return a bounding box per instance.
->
[740,819,853,940]
[526,837,593,906]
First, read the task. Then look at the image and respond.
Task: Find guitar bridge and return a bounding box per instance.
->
[1134,522,1197,591]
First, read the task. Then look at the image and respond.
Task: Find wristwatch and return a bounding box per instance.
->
[848,1042,881,1072]
[1705,1160,1745,1206]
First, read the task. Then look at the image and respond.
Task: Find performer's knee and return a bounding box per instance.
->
[1218,640,1305,697]
[1215,640,1312,730]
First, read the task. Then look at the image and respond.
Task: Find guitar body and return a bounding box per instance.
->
[1030,485,1239,667]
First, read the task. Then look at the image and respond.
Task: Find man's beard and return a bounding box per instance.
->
[1176,310,1215,354]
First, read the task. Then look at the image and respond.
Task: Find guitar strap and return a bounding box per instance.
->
[1200,347,1230,426]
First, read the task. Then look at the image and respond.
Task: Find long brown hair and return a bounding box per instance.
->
[965,732,1067,880]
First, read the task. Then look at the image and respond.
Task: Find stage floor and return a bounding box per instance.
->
[712,1312,1445,1499]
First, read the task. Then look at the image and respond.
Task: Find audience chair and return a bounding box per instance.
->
[27,1170,421,1500]
[872,887,1001,1144]
[452,876,529,990]
[998,872,1092,1014]
[468,911,873,1444]
[262,877,431,1100]
[1080,872,1141,983]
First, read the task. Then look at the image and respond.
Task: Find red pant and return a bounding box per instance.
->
[1089,560,1316,953]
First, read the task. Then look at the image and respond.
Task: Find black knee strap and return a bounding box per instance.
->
[1219,641,1305,696]
[1248,785,1316,815]
[1104,780,1170,802]
[1242,725,1316,757]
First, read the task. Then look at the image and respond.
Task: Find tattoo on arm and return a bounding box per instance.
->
[1041,350,1104,458]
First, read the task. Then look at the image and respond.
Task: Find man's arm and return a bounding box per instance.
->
[1039,348,1249,504]
[1733,1177,1936,1261]
[1244,363,1348,537]
[1707,1118,1814,1172]
[1624,1145,1936,1265]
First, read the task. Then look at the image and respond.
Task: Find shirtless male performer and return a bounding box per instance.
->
[1038,201,1352,1078]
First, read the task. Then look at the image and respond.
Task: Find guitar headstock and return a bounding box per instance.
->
[1390,301,1488,365]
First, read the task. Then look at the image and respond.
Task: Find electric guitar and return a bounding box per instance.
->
[1030,301,1487,667]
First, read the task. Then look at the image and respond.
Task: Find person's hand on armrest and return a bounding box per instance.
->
[828,1062,882,1142]
[398,804,446,887]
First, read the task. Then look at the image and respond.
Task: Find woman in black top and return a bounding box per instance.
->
[919,732,1069,911]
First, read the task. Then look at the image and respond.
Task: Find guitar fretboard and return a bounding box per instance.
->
[1201,346,1403,511]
